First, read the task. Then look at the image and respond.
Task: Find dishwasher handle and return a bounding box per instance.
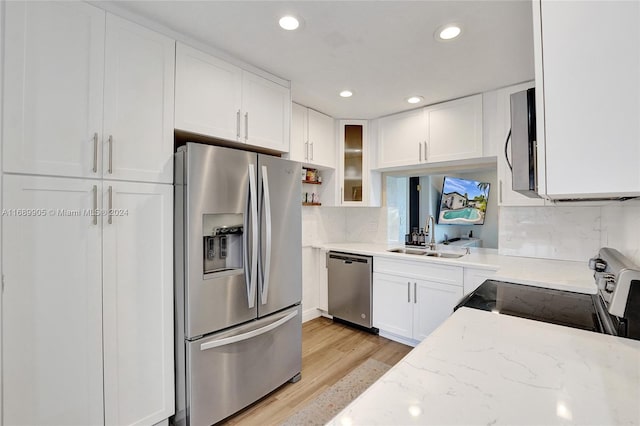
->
[328,252,372,264]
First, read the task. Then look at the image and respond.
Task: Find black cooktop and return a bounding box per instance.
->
[455,280,605,333]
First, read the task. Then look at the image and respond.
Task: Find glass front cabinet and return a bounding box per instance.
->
[339,120,369,205]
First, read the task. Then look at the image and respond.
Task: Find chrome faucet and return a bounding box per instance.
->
[425,215,436,250]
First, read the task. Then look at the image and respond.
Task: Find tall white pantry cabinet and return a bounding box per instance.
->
[1,3,174,426]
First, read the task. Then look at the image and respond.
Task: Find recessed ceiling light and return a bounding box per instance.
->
[340,90,353,98]
[279,15,300,31]
[436,24,462,41]
[407,96,424,104]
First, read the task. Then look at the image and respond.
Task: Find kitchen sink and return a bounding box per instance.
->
[387,248,428,255]
[387,248,465,258]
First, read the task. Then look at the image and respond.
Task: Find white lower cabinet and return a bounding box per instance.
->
[373,258,463,345]
[301,247,319,321]
[2,175,174,426]
[373,273,463,343]
[301,247,329,321]
[372,273,414,339]
[463,268,497,296]
[412,280,464,341]
[316,248,329,312]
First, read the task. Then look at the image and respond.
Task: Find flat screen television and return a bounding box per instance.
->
[437,176,490,225]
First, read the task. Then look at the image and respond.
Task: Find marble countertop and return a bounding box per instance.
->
[317,243,597,294]
[328,308,640,426]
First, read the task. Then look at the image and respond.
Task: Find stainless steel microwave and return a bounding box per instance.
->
[509,88,539,198]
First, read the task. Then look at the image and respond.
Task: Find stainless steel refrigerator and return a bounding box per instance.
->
[174,143,302,426]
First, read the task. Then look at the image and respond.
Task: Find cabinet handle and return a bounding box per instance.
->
[407,282,411,303]
[414,282,417,304]
[245,112,249,141]
[236,110,241,138]
[92,185,98,226]
[108,135,113,174]
[424,141,428,161]
[310,142,314,160]
[108,185,113,225]
[499,179,503,204]
[419,142,422,162]
[305,141,309,160]
[92,133,98,173]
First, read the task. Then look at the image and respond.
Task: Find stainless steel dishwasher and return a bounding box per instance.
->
[327,251,376,332]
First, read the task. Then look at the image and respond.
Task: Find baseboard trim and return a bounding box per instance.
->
[302,308,322,323]
[378,329,418,347]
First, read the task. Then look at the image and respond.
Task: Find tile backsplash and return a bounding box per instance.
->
[499,206,602,262]
[303,201,640,266]
[301,207,390,246]
[500,200,640,265]
[601,201,640,265]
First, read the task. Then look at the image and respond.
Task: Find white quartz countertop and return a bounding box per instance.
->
[328,308,640,426]
[318,243,597,294]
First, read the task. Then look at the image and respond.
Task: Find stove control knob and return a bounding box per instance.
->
[596,275,609,290]
[589,257,608,271]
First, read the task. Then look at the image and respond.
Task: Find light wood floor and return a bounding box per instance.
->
[223,316,412,426]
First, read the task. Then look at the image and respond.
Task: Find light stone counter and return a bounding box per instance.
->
[328,308,640,426]
[318,243,597,294]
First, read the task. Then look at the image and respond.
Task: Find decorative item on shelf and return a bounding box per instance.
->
[302,167,321,184]
[306,168,316,182]
[302,191,321,206]
[405,227,427,248]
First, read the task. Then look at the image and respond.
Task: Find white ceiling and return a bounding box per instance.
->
[113,1,535,119]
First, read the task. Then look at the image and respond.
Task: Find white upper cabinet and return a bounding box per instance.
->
[3,3,175,183]
[424,94,483,163]
[175,43,291,152]
[377,108,427,168]
[339,120,370,205]
[307,108,336,168]
[291,103,336,168]
[242,71,290,152]
[175,43,243,142]
[103,14,175,184]
[103,181,174,426]
[489,82,545,206]
[534,0,640,199]
[291,103,308,162]
[376,94,483,169]
[3,1,105,178]
[2,175,104,426]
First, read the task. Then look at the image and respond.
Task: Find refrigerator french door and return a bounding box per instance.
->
[174,143,302,426]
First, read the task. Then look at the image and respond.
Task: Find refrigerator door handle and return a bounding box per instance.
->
[244,164,258,309]
[260,165,272,305]
[199,310,297,351]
